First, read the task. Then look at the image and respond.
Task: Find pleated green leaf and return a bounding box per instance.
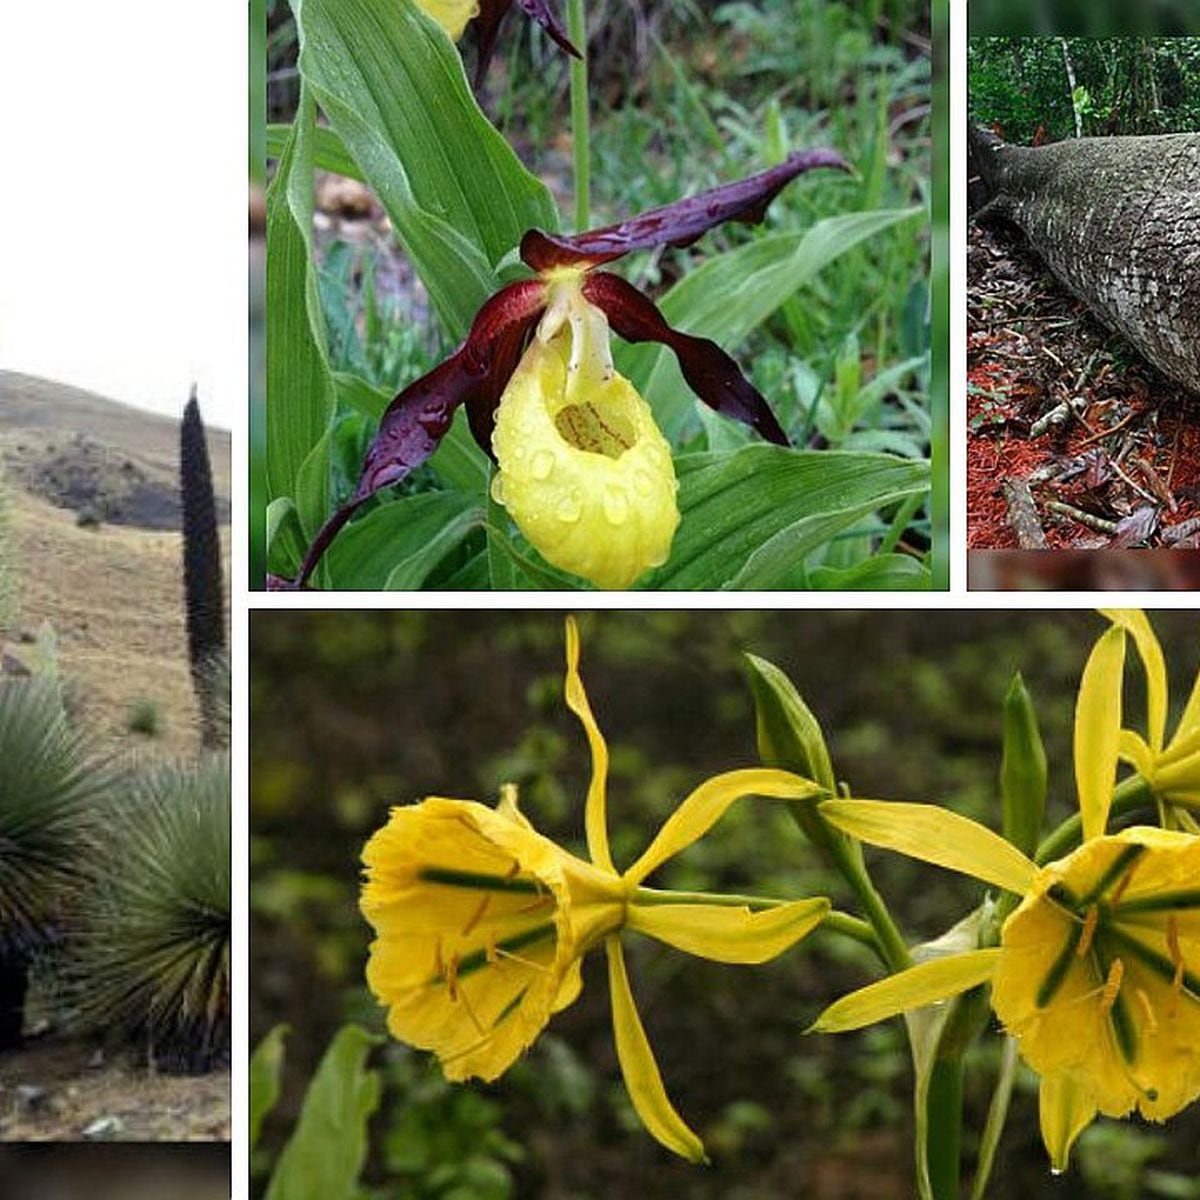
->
[293,0,558,339]
[265,88,335,534]
[635,445,929,590]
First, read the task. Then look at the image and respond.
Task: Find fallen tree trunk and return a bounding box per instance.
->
[970,125,1200,394]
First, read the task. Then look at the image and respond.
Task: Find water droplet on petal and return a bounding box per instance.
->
[489,474,506,505]
[555,491,582,523]
[531,449,556,480]
[633,469,655,497]
[603,484,629,526]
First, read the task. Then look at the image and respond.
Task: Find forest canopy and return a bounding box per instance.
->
[969,37,1200,144]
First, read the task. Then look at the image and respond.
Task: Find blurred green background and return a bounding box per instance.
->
[251,609,1200,1199]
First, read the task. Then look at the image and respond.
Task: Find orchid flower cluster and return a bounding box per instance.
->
[359,612,1200,1191]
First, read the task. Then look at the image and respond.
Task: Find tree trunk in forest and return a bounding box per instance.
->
[970,125,1200,395]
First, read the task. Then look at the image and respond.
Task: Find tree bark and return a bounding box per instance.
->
[970,125,1200,394]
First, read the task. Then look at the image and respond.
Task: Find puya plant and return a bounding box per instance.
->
[66,755,231,1073]
[265,0,931,591]
[253,611,1199,1198]
[0,676,111,1050]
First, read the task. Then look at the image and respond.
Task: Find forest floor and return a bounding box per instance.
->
[966,220,1200,554]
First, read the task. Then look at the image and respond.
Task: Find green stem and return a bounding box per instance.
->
[926,1052,964,1200]
[797,810,911,972]
[567,0,589,231]
[632,887,878,951]
[1034,774,1154,865]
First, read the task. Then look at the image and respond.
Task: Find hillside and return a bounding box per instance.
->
[0,371,230,759]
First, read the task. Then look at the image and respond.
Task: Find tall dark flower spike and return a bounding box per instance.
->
[289,149,850,589]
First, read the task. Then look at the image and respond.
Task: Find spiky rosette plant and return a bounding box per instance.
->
[68,754,231,1072]
[0,677,107,1048]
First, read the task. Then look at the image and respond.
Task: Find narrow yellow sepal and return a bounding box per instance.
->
[1100,610,1166,752]
[1075,625,1126,842]
[809,948,1002,1033]
[563,616,615,872]
[626,898,830,964]
[605,936,708,1164]
[1039,1074,1097,1173]
[623,769,822,886]
[818,799,1038,895]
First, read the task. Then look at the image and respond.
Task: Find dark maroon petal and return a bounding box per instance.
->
[290,280,546,589]
[522,149,850,271]
[583,271,789,447]
[473,0,579,87]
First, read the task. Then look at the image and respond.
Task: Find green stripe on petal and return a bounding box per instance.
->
[809,948,1002,1033]
[1039,1073,1097,1173]
[1101,611,1166,753]
[605,936,708,1163]
[626,898,829,964]
[624,769,821,886]
[818,800,1038,895]
[1075,625,1126,842]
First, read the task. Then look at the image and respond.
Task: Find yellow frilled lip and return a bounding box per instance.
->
[490,332,680,590]
[992,827,1200,1122]
[361,796,626,1082]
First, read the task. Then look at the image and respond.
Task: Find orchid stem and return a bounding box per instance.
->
[1034,774,1153,865]
[926,1052,964,1200]
[632,888,878,951]
[567,0,590,231]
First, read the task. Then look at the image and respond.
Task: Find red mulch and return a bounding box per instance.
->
[966,221,1200,552]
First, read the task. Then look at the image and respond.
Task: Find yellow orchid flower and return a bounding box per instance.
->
[1101,609,1200,831]
[808,624,1200,1171]
[361,617,829,1161]
[489,280,680,589]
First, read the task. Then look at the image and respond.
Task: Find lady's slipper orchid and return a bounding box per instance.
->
[360,618,830,1161]
[287,150,849,589]
[806,622,1200,1171]
[1101,609,1200,832]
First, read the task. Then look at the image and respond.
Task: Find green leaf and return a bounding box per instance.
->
[639,445,929,590]
[325,492,482,589]
[250,1024,289,1151]
[807,554,931,590]
[266,88,336,527]
[617,209,922,438]
[266,498,308,577]
[267,123,363,181]
[265,1024,382,1200]
[293,0,558,338]
[428,410,491,499]
[1000,673,1047,859]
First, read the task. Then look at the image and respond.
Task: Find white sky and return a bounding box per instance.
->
[0,3,246,431]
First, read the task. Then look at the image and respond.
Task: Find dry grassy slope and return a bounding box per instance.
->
[1,372,230,759]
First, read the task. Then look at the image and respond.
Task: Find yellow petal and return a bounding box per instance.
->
[416,0,479,40]
[1039,1074,1097,1173]
[809,948,1001,1033]
[818,799,1038,895]
[626,898,830,964]
[563,616,615,873]
[491,323,679,590]
[605,936,707,1163]
[624,769,821,886]
[1171,658,1200,752]
[1101,610,1166,753]
[1118,730,1155,780]
[1075,624,1126,842]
